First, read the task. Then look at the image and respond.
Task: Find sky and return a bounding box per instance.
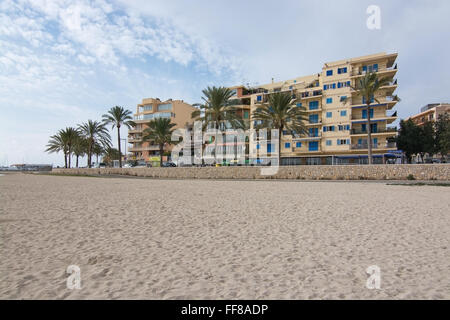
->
[1,0,449,166]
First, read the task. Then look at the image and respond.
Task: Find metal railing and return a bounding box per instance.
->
[351,142,397,150]
[350,128,397,135]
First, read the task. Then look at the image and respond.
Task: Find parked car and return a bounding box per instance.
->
[123,163,133,168]
[99,163,107,168]
[162,162,177,167]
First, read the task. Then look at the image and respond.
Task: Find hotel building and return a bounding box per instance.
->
[230,52,399,165]
[406,103,450,126]
[128,98,197,164]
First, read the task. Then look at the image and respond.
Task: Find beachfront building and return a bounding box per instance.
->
[406,103,450,126]
[230,52,399,165]
[200,89,251,164]
[128,98,197,165]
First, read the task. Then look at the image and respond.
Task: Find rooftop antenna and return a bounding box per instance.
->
[271,77,274,84]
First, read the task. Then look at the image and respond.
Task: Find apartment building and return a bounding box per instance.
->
[128,98,197,164]
[407,103,450,126]
[230,52,399,165]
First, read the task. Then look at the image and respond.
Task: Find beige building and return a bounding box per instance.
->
[128,98,197,164]
[231,52,399,165]
[407,103,450,126]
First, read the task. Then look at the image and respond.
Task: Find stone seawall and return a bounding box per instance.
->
[52,164,450,181]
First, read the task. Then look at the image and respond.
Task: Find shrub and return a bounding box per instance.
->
[407,174,416,181]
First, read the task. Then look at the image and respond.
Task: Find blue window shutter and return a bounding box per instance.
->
[337,139,340,145]
[347,139,350,145]
[285,143,290,148]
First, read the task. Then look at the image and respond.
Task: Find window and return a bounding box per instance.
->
[244,110,249,119]
[340,110,347,116]
[158,103,172,111]
[338,67,347,74]
[309,114,319,124]
[362,109,374,119]
[337,139,350,145]
[285,143,291,149]
[326,98,333,104]
[282,130,288,136]
[296,103,302,107]
[267,144,273,153]
[363,64,379,73]
[309,141,319,151]
[256,144,260,150]
[143,105,152,111]
[340,96,347,102]
[296,142,302,148]
[326,70,333,76]
[309,101,319,110]
[326,140,332,146]
[326,112,332,118]
[257,95,262,102]
[362,96,374,104]
[309,128,319,137]
[323,126,335,132]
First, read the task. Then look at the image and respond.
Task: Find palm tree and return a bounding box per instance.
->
[45,127,79,168]
[92,142,104,166]
[78,120,111,168]
[102,106,135,168]
[142,118,176,167]
[46,130,69,168]
[72,136,88,168]
[191,86,243,164]
[343,72,396,164]
[252,92,308,165]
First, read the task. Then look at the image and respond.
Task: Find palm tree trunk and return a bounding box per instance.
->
[88,141,92,168]
[76,156,79,168]
[214,122,218,165]
[64,153,68,168]
[68,147,71,168]
[160,144,164,167]
[117,126,122,168]
[278,128,282,166]
[366,104,373,165]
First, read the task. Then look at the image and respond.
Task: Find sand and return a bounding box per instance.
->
[0,173,449,299]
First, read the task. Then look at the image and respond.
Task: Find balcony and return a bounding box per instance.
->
[351,111,397,123]
[351,64,398,78]
[351,142,397,150]
[294,133,322,141]
[300,90,323,99]
[350,127,397,135]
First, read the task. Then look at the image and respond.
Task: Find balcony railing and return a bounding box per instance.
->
[351,142,397,150]
[350,127,397,135]
[351,64,397,77]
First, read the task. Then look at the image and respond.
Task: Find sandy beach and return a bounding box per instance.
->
[0,173,449,299]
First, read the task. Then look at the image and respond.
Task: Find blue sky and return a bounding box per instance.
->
[1,0,449,166]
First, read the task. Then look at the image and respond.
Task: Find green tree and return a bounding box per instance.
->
[92,142,105,165]
[435,113,450,161]
[419,121,436,162]
[78,120,111,168]
[102,106,135,168]
[252,92,307,165]
[45,127,79,168]
[191,86,244,164]
[102,147,122,166]
[72,136,88,168]
[396,119,422,163]
[344,72,396,164]
[142,118,176,167]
